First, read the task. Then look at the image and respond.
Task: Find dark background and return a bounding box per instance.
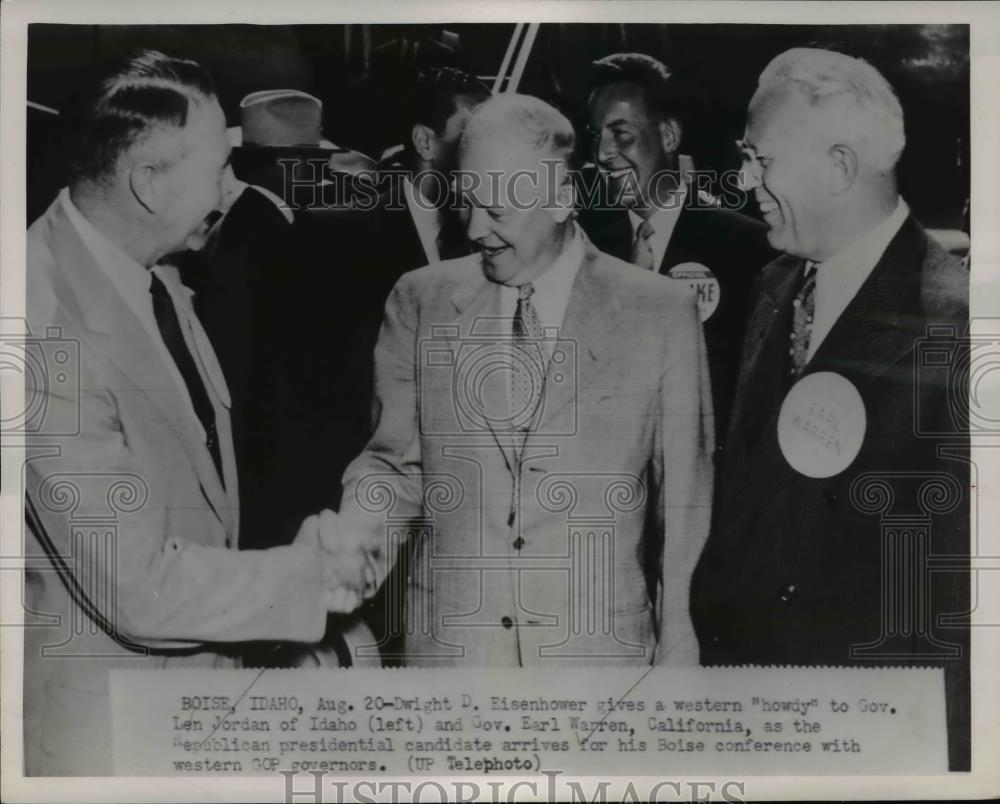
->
[27,23,969,229]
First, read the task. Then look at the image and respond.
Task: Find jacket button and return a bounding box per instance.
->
[501,616,513,629]
[778,584,797,602]
[512,537,525,550]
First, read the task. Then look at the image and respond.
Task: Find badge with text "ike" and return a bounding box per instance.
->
[666,262,720,322]
[777,371,867,478]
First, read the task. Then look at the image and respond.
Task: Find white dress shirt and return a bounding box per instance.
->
[627,182,687,271]
[808,197,909,361]
[59,188,216,441]
[404,177,442,264]
[497,225,585,412]
[498,224,586,337]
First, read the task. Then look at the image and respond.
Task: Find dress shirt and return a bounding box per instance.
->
[498,224,585,413]
[60,188,213,441]
[498,223,586,338]
[627,181,688,271]
[808,197,909,361]
[404,177,442,264]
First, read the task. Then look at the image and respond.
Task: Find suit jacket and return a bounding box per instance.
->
[338,234,715,667]
[23,197,328,775]
[690,214,970,767]
[581,198,774,446]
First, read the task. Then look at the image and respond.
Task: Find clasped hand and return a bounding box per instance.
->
[296,509,377,613]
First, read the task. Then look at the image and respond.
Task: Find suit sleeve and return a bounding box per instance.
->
[24,345,329,648]
[338,273,425,589]
[653,292,715,665]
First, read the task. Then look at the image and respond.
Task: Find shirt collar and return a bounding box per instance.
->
[816,197,909,277]
[806,197,909,362]
[627,182,687,235]
[59,187,154,304]
[530,223,585,299]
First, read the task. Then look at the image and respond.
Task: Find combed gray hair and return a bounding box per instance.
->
[755,47,905,172]
[460,92,576,163]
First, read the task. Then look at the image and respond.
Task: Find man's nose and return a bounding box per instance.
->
[737,159,761,192]
[595,129,617,164]
[465,206,491,242]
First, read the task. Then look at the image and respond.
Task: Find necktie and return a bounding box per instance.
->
[788,261,817,382]
[630,218,656,270]
[510,282,547,434]
[150,272,224,481]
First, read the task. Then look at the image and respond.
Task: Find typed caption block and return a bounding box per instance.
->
[110,667,946,775]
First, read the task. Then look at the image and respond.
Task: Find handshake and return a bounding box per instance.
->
[296,509,380,614]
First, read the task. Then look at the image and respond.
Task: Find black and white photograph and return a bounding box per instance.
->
[2,1,998,800]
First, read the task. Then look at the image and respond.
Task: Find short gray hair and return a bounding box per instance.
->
[755,47,905,171]
[460,92,576,163]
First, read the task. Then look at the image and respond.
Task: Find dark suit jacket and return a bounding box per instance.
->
[581,197,774,445]
[182,187,374,551]
[690,214,970,769]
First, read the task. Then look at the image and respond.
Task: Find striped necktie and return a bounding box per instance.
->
[510,282,547,432]
[788,261,817,382]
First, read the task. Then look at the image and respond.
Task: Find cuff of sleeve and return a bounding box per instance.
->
[276,543,328,643]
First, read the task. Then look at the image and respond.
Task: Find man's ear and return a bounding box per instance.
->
[128,161,160,214]
[828,144,858,195]
[658,117,683,156]
[410,123,436,163]
[549,170,576,224]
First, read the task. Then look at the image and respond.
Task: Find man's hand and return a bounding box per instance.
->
[295,510,376,614]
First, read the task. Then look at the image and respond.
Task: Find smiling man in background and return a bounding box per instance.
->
[580,52,773,445]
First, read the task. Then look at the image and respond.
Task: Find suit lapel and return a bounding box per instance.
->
[45,203,235,533]
[720,216,931,534]
[805,215,928,386]
[660,203,694,271]
[727,254,803,453]
[538,242,621,431]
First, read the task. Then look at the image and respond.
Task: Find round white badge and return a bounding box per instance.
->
[667,262,721,322]
[777,371,867,479]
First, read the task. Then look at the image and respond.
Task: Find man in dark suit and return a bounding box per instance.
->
[690,47,970,769]
[371,67,491,298]
[184,90,374,554]
[580,53,774,443]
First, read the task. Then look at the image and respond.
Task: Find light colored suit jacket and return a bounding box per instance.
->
[22,197,328,775]
[339,235,714,667]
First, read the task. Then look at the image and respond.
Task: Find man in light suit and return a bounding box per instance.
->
[23,51,360,775]
[331,93,714,667]
[689,48,970,768]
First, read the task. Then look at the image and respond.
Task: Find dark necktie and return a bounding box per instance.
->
[149,272,224,481]
[788,261,817,382]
